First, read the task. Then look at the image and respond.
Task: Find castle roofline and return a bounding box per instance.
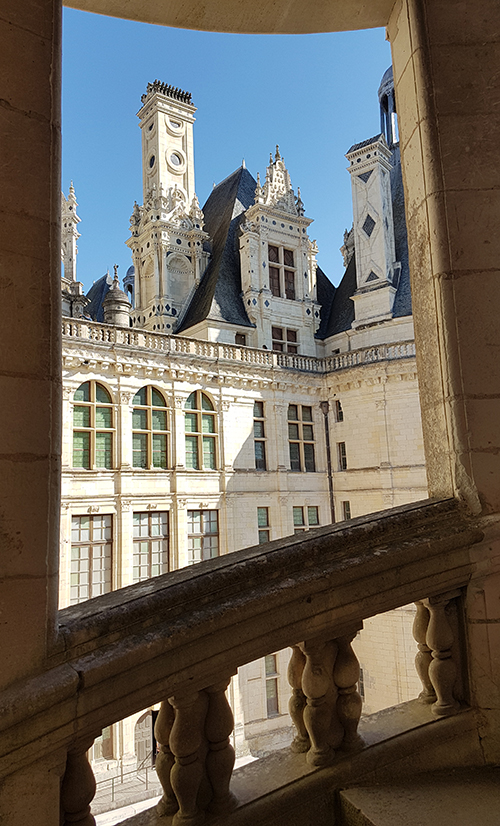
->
[141,80,192,106]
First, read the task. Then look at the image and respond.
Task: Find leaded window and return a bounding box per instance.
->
[132,511,169,581]
[187,510,219,564]
[70,514,112,603]
[184,392,217,470]
[132,386,169,469]
[288,404,315,471]
[73,381,114,469]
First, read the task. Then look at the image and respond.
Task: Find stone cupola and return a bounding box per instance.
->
[103,266,132,327]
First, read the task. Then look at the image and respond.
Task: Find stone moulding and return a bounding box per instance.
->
[0,498,482,780]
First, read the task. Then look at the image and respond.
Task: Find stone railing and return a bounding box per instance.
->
[0,499,482,825]
[62,318,416,374]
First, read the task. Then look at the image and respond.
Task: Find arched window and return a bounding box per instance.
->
[184,391,217,470]
[132,386,169,468]
[73,381,114,469]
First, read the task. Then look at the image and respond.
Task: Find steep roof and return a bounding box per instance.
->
[315,266,336,339]
[85,273,113,322]
[346,134,384,155]
[176,166,256,333]
[318,253,357,338]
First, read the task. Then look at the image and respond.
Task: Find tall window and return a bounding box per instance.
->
[288,405,315,471]
[272,327,298,353]
[257,507,270,543]
[185,392,217,470]
[342,501,352,520]
[73,381,114,469]
[70,514,112,604]
[265,654,279,717]
[132,386,169,469]
[268,245,296,299]
[334,400,344,422]
[293,506,320,534]
[132,511,169,581]
[254,401,267,470]
[337,441,347,470]
[187,510,219,563]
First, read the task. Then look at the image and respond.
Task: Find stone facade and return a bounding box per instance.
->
[58,69,428,768]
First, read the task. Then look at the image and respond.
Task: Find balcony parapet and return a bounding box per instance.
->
[62,318,416,375]
[0,498,481,792]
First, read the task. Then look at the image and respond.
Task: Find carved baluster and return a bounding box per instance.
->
[60,738,96,826]
[333,631,363,751]
[287,644,309,753]
[205,676,238,815]
[168,690,209,826]
[155,699,178,817]
[425,593,460,717]
[413,600,436,703]
[300,638,339,767]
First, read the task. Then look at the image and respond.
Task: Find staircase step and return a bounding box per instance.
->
[340,767,500,826]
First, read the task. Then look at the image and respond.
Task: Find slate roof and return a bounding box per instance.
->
[85,273,113,322]
[315,266,336,339]
[346,134,384,155]
[176,166,256,333]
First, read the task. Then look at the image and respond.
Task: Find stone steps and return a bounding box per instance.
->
[339,767,500,826]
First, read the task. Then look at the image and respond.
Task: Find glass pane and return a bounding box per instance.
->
[203,437,216,469]
[132,408,148,430]
[283,249,294,267]
[254,420,264,438]
[202,414,215,433]
[288,423,299,440]
[95,384,112,403]
[253,401,264,418]
[152,388,166,407]
[289,442,301,471]
[272,326,283,341]
[132,433,147,468]
[185,392,196,410]
[185,412,197,433]
[152,434,167,468]
[152,409,167,431]
[285,271,295,300]
[288,404,298,421]
[95,407,112,428]
[257,507,269,527]
[201,394,214,411]
[268,244,279,263]
[266,678,279,716]
[205,511,218,533]
[202,535,219,559]
[187,510,201,532]
[74,382,90,402]
[73,405,90,427]
[270,269,280,297]
[303,424,314,441]
[302,406,313,422]
[258,529,270,544]
[185,436,199,469]
[265,654,277,676]
[287,329,297,342]
[95,432,112,468]
[308,506,319,526]
[304,443,316,472]
[255,440,266,470]
[73,431,90,469]
[133,387,147,405]
[293,506,304,526]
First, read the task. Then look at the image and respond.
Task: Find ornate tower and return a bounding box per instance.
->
[238,147,320,355]
[61,183,89,318]
[126,82,210,332]
[345,135,400,328]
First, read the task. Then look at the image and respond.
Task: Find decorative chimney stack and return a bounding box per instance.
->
[103,265,131,327]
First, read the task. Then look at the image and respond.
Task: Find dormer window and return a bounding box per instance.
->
[268,245,296,299]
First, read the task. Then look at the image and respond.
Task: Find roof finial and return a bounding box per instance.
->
[113,264,119,286]
[275,144,281,161]
[242,158,246,169]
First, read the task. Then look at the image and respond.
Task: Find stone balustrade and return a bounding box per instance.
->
[1,499,482,823]
[62,318,416,374]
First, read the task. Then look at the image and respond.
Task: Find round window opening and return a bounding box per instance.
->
[170,153,182,167]
[170,120,181,128]
[149,155,155,168]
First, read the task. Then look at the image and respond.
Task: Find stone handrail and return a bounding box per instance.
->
[61,318,416,373]
[0,498,480,788]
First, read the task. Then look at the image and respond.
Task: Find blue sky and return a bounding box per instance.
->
[62,9,392,291]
